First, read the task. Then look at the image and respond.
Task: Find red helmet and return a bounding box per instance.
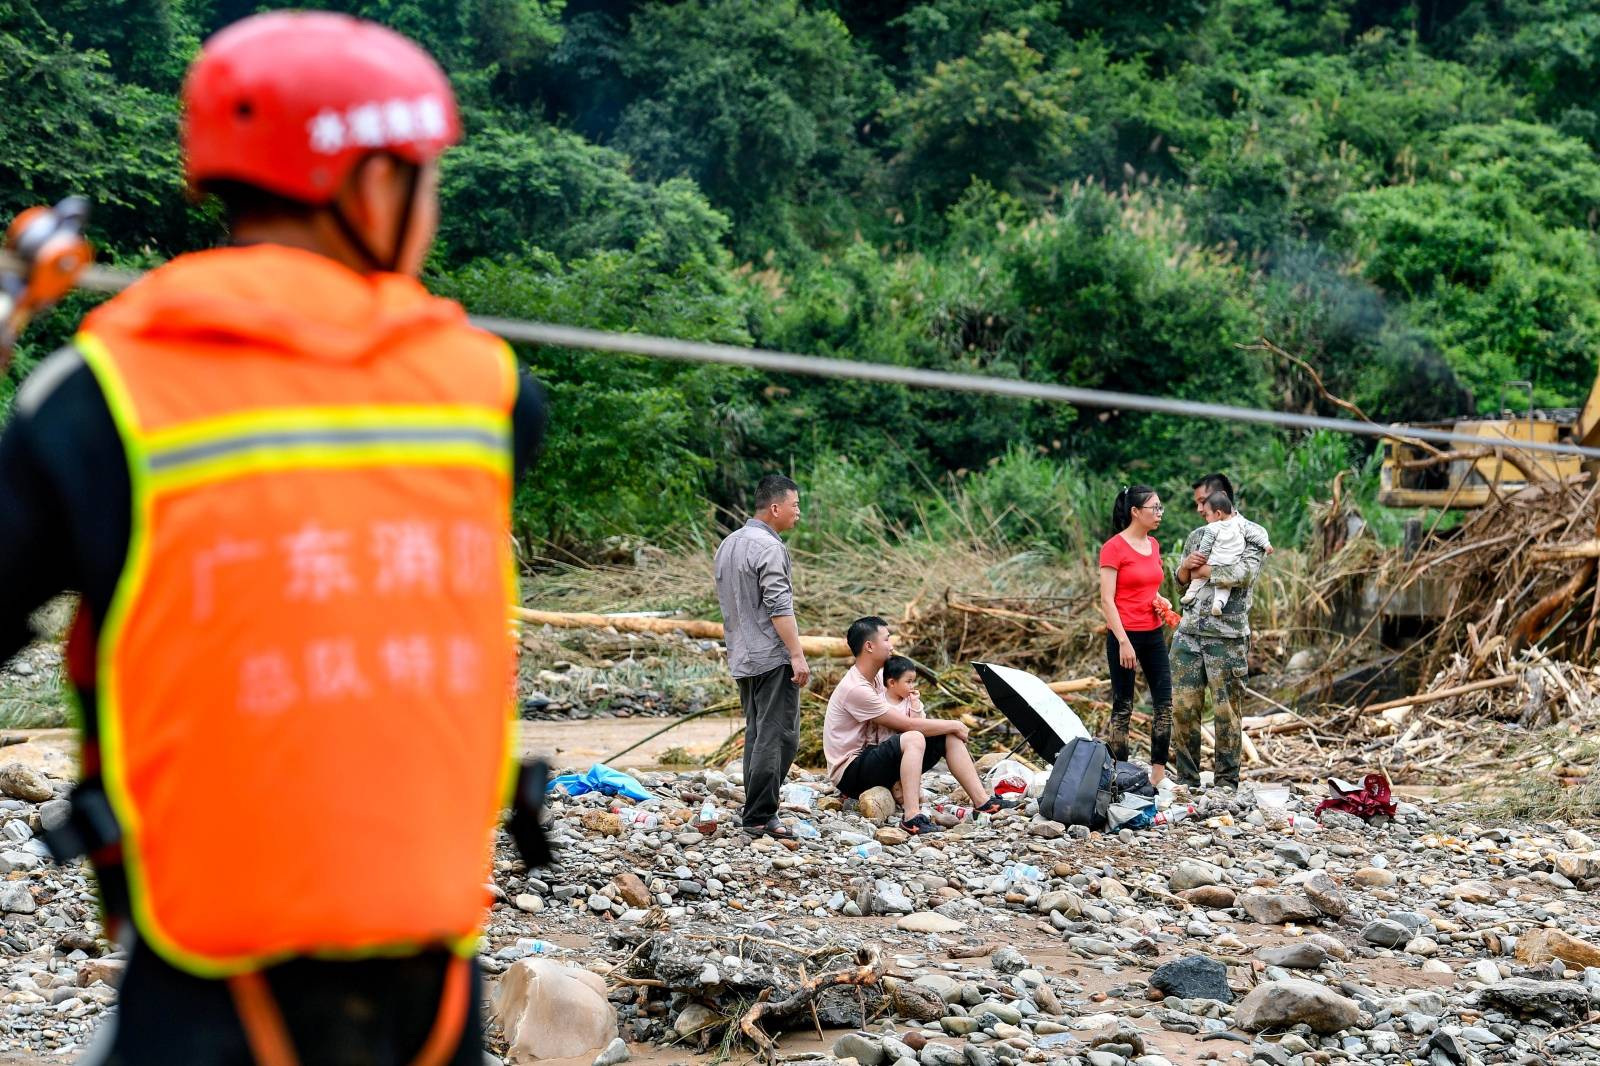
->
[182,12,460,204]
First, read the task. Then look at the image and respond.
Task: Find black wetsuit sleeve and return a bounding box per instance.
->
[511,371,547,484]
[0,412,70,662]
[0,355,129,664]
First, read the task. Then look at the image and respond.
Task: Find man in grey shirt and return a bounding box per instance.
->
[714,474,810,838]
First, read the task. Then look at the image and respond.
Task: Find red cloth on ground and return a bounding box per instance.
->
[1314,773,1397,822]
[1099,533,1164,632]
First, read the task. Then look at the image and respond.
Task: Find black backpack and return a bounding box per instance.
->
[1041,737,1116,829]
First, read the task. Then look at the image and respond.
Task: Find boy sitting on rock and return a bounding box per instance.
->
[823,616,1017,835]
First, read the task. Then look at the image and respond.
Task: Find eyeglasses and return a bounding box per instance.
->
[1136,504,1165,514]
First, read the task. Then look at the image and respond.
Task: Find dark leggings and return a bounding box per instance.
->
[1106,627,1172,767]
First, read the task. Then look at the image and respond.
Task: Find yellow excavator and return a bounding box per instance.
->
[1378,380,1598,507]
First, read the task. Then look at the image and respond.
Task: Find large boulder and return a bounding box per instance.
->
[858,787,897,825]
[1515,928,1600,971]
[493,959,618,1062]
[0,764,53,804]
[1235,978,1359,1034]
[1149,955,1232,1003]
[1169,859,1225,893]
[1302,872,1348,918]
[1178,885,1236,909]
[612,873,651,909]
[1240,893,1322,925]
[1478,979,1593,1026]
[888,979,946,1022]
[1553,851,1600,886]
[1361,919,1411,948]
[1258,943,1327,970]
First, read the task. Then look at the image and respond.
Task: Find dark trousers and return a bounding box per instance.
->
[87,941,482,1065]
[1106,627,1173,767]
[738,662,800,827]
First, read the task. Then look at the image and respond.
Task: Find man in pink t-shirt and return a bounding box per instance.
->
[823,616,1018,836]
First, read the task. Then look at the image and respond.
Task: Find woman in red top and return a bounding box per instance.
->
[1097,485,1171,784]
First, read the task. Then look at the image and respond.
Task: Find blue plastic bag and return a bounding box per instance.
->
[546,762,655,803]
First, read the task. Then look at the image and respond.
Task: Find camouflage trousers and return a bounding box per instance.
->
[1169,630,1247,788]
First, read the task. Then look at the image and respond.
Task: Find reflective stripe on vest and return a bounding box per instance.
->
[76,324,518,978]
[142,406,511,491]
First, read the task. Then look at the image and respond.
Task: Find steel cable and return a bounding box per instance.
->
[21,255,1600,461]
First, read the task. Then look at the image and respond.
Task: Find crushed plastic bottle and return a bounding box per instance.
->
[780,783,817,809]
[992,857,1043,883]
[790,819,821,839]
[852,841,884,859]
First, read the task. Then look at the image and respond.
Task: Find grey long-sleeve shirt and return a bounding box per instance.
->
[713,518,795,678]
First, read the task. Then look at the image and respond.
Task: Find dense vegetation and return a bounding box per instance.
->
[6,0,1600,555]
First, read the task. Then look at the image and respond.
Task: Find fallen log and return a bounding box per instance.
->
[1529,539,1600,562]
[513,607,852,658]
[1047,677,1106,695]
[1360,674,1520,715]
[1239,711,1312,736]
[1202,723,1262,766]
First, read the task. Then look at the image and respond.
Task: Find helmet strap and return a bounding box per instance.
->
[327,157,421,275]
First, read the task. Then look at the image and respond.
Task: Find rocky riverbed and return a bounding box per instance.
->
[0,752,1596,1065]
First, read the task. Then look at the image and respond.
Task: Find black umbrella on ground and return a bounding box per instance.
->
[972,661,1090,765]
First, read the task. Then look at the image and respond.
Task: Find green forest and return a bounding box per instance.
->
[6,0,1600,554]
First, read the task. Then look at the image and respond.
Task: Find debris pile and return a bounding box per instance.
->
[473,759,1600,1066]
[0,748,1595,1064]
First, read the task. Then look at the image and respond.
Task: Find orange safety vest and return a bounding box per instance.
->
[74,245,518,977]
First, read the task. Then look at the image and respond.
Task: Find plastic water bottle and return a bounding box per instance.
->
[1151,804,1197,827]
[852,842,884,859]
[791,819,821,839]
[935,803,972,821]
[516,938,561,956]
[621,808,660,831]
[694,799,718,835]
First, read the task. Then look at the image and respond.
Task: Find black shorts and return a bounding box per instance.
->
[838,733,947,797]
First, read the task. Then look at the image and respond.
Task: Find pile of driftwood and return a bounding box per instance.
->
[605,929,884,1058]
[1365,475,1600,676]
[898,592,1099,677]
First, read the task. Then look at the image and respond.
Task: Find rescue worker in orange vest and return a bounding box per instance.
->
[0,12,547,1064]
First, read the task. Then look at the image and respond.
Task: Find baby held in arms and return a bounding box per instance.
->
[1181,491,1270,616]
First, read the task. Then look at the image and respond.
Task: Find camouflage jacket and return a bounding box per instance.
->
[1176,516,1268,641]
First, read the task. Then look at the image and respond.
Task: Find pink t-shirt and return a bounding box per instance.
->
[824,665,892,784]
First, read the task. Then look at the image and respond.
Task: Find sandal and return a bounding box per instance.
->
[741,818,797,840]
[900,813,942,836]
[975,795,1021,815]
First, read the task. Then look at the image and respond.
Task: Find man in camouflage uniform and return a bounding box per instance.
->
[1171,473,1269,791]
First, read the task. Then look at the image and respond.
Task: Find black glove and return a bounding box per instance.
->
[506,759,556,869]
